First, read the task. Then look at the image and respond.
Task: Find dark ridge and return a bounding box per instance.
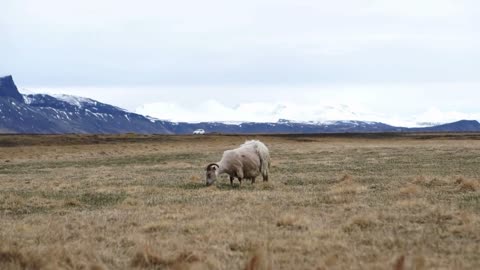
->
[0,75,24,103]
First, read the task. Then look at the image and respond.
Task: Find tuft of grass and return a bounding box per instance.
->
[392,254,427,270]
[181,182,206,190]
[399,183,421,196]
[413,176,447,187]
[142,222,169,233]
[260,182,275,190]
[0,246,108,270]
[0,248,32,269]
[79,192,127,208]
[63,199,83,207]
[339,174,353,182]
[244,246,273,270]
[455,177,479,192]
[459,194,480,212]
[396,198,429,209]
[190,175,201,182]
[276,214,310,230]
[329,175,367,195]
[343,214,378,232]
[131,247,214,270]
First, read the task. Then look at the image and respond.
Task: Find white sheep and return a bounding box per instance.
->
[205,140,271,186]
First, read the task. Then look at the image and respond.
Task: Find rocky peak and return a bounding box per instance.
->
[0,75,24,103]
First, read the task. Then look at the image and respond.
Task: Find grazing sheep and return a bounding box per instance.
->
[206,140,270,186]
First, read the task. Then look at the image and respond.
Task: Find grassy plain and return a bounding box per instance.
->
[0,133,479,269]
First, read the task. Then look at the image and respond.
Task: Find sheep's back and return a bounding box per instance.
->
[221,148,261,178]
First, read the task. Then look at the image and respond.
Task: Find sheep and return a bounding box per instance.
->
[205,140,270,187]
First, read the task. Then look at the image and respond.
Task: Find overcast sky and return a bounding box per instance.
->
[2,0,479,126]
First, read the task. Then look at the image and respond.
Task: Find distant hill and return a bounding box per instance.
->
[410,120,480,132]
[1,75,479,134]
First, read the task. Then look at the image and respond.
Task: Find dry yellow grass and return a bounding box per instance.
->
[0,133,480,269]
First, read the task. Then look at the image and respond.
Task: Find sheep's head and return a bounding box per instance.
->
[205,163,219,186]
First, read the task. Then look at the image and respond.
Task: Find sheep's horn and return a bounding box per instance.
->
[206,163,219,170]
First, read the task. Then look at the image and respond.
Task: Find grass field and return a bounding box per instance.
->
[0,133,479,270]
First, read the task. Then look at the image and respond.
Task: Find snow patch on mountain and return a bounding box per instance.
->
[144,115,159,123]
[52,94,96,108]
[23,95,33,105]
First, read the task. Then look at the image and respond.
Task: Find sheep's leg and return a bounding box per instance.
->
[251,177,256,184]
[263,174,269,182]
[235,170,244,187]
[230,176,234,187]
[238,178,242,187]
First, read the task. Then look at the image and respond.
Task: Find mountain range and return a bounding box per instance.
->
[1,75,480,134]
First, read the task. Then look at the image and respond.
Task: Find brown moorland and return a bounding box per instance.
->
[0,133,479,269]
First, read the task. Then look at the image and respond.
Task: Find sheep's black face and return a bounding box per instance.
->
[205,164,219,186]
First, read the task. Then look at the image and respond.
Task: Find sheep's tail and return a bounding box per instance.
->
[244,140,271,181]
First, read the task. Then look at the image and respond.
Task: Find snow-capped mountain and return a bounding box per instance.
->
[0,75,171,134]
[136,101,371,124]
[1,75,479,134]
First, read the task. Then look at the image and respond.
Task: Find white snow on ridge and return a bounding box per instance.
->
[84,109,111,120]
[136,100,480,128]
[52,94,95,108]
[136,101,386,125]
[216,121,244,126]
[145,115,159,123]
[23,92,130,113]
